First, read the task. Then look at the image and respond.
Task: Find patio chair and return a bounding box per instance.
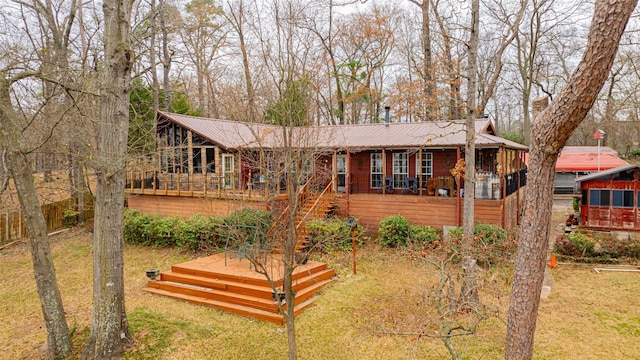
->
[378,176,394,193]
[403,177,418,194]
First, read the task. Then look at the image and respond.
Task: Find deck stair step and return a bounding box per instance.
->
[143,253,335,323]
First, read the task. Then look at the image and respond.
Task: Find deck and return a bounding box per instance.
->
[143,253,335,324]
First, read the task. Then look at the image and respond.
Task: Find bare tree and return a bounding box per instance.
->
[82,0,133,357]
[0,71,72,359]
[506,1,637,358]
[179,0,227,117]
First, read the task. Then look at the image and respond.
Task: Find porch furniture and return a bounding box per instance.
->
[436,176,455,197]
[403,177,419,194]
[378,176,394,193]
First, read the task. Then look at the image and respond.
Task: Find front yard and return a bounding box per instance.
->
[1,225,639,359]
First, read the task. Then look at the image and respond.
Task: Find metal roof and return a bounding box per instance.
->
[575,164,639,183]
[158,112,528,151]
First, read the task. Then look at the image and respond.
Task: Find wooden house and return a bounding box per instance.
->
[126,112,528,232]
[576,164,640,232]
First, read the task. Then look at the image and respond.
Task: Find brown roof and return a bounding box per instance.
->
[159,112,528,151]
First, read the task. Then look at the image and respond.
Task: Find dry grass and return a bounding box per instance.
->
[1,227,640,359]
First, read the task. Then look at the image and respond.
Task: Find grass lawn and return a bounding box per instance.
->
[1,225,639,359]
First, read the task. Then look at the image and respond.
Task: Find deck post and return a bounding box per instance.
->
[456,146,461,227]
[418,148,423,195]
[382,148,387,194]
[332,150,337,192]
[346,150,350,215]
[500,147,506,228]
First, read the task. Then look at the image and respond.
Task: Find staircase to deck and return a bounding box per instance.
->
[144,253,335,324]
[294,191,337,253]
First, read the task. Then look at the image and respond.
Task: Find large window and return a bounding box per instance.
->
[393,153,408,188]
[612,190,634,208]
[417,151,433,184]
[371,153,383,189]
[589,189,610,206]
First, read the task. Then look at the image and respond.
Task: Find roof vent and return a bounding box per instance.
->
[384,106,390,126]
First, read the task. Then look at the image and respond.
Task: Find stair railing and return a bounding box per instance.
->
[295,176,335,233]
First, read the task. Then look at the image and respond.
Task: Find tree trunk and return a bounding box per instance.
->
[82,0,132,358]
[0,77,71,360]
[461,0,479,305]
[505,1,637,358]
[160,0,172,112]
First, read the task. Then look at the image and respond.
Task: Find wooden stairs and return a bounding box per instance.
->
[143,253,335,324]
[294,192,337,253]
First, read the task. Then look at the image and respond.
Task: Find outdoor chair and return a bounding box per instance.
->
[377,176,394,193]
[403,177,418,194]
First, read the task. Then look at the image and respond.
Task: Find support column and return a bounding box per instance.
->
[418,148,423,195]
[456,146,461,227]
[332,150,337,192]
[346,150,351,215]
[382,148,387,194]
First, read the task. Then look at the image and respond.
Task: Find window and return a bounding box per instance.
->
[589,189,610,206]
[371,153,382,189]
[417,151,433,185]
[393,153,408,188]
[582,190,588,205]
[612,190,634,207]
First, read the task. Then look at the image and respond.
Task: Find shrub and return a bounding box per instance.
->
[220,209,272,247]
[572,197,581,215]
[306,217,364,251]
[409,225,440,245]
[554,233,595,257]
[123,210,180,247]
[379,215,410,248]
[175,214,222,251]
[447,224,512,265]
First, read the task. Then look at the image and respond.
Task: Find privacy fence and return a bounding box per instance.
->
[0,197,94,245]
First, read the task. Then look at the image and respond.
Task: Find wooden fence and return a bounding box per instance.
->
[0,197,94,245]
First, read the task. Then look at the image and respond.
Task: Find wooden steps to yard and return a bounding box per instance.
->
[143,253,335,324]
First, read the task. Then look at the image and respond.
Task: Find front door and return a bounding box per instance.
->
[223,154,234,189]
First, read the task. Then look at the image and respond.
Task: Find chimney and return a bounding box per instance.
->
[384,106,390,126]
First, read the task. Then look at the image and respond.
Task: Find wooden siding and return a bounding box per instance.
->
[580,176,640,232]
[335,193,508,233]
[127,194,266,219]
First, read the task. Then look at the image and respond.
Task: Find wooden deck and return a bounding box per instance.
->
[143,253,335,324]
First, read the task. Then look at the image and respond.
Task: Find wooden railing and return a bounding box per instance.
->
[295,177,335,233]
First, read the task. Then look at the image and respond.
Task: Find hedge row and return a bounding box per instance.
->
[123,209,272,251]
[555,232,640,263]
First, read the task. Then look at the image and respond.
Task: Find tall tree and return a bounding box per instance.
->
[225,0,257,122]
[0,72,72,359]
[82,0,133,357]
[408,0,435,120]
[505,1,637,358]
[460,0,480,304]
[179,0,227,117]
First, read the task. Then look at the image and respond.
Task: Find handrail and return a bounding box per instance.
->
[295,176,335,232]
[267,176,315,240]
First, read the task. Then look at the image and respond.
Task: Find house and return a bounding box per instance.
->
[553,146,627,194]
[576,164,640,233]
[126,111,528,232]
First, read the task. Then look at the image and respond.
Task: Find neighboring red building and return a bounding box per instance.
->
[554,146,627,194]
[577,165,640,232]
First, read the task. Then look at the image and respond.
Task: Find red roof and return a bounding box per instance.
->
[524,146,627,172]
[555,152,627,172]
